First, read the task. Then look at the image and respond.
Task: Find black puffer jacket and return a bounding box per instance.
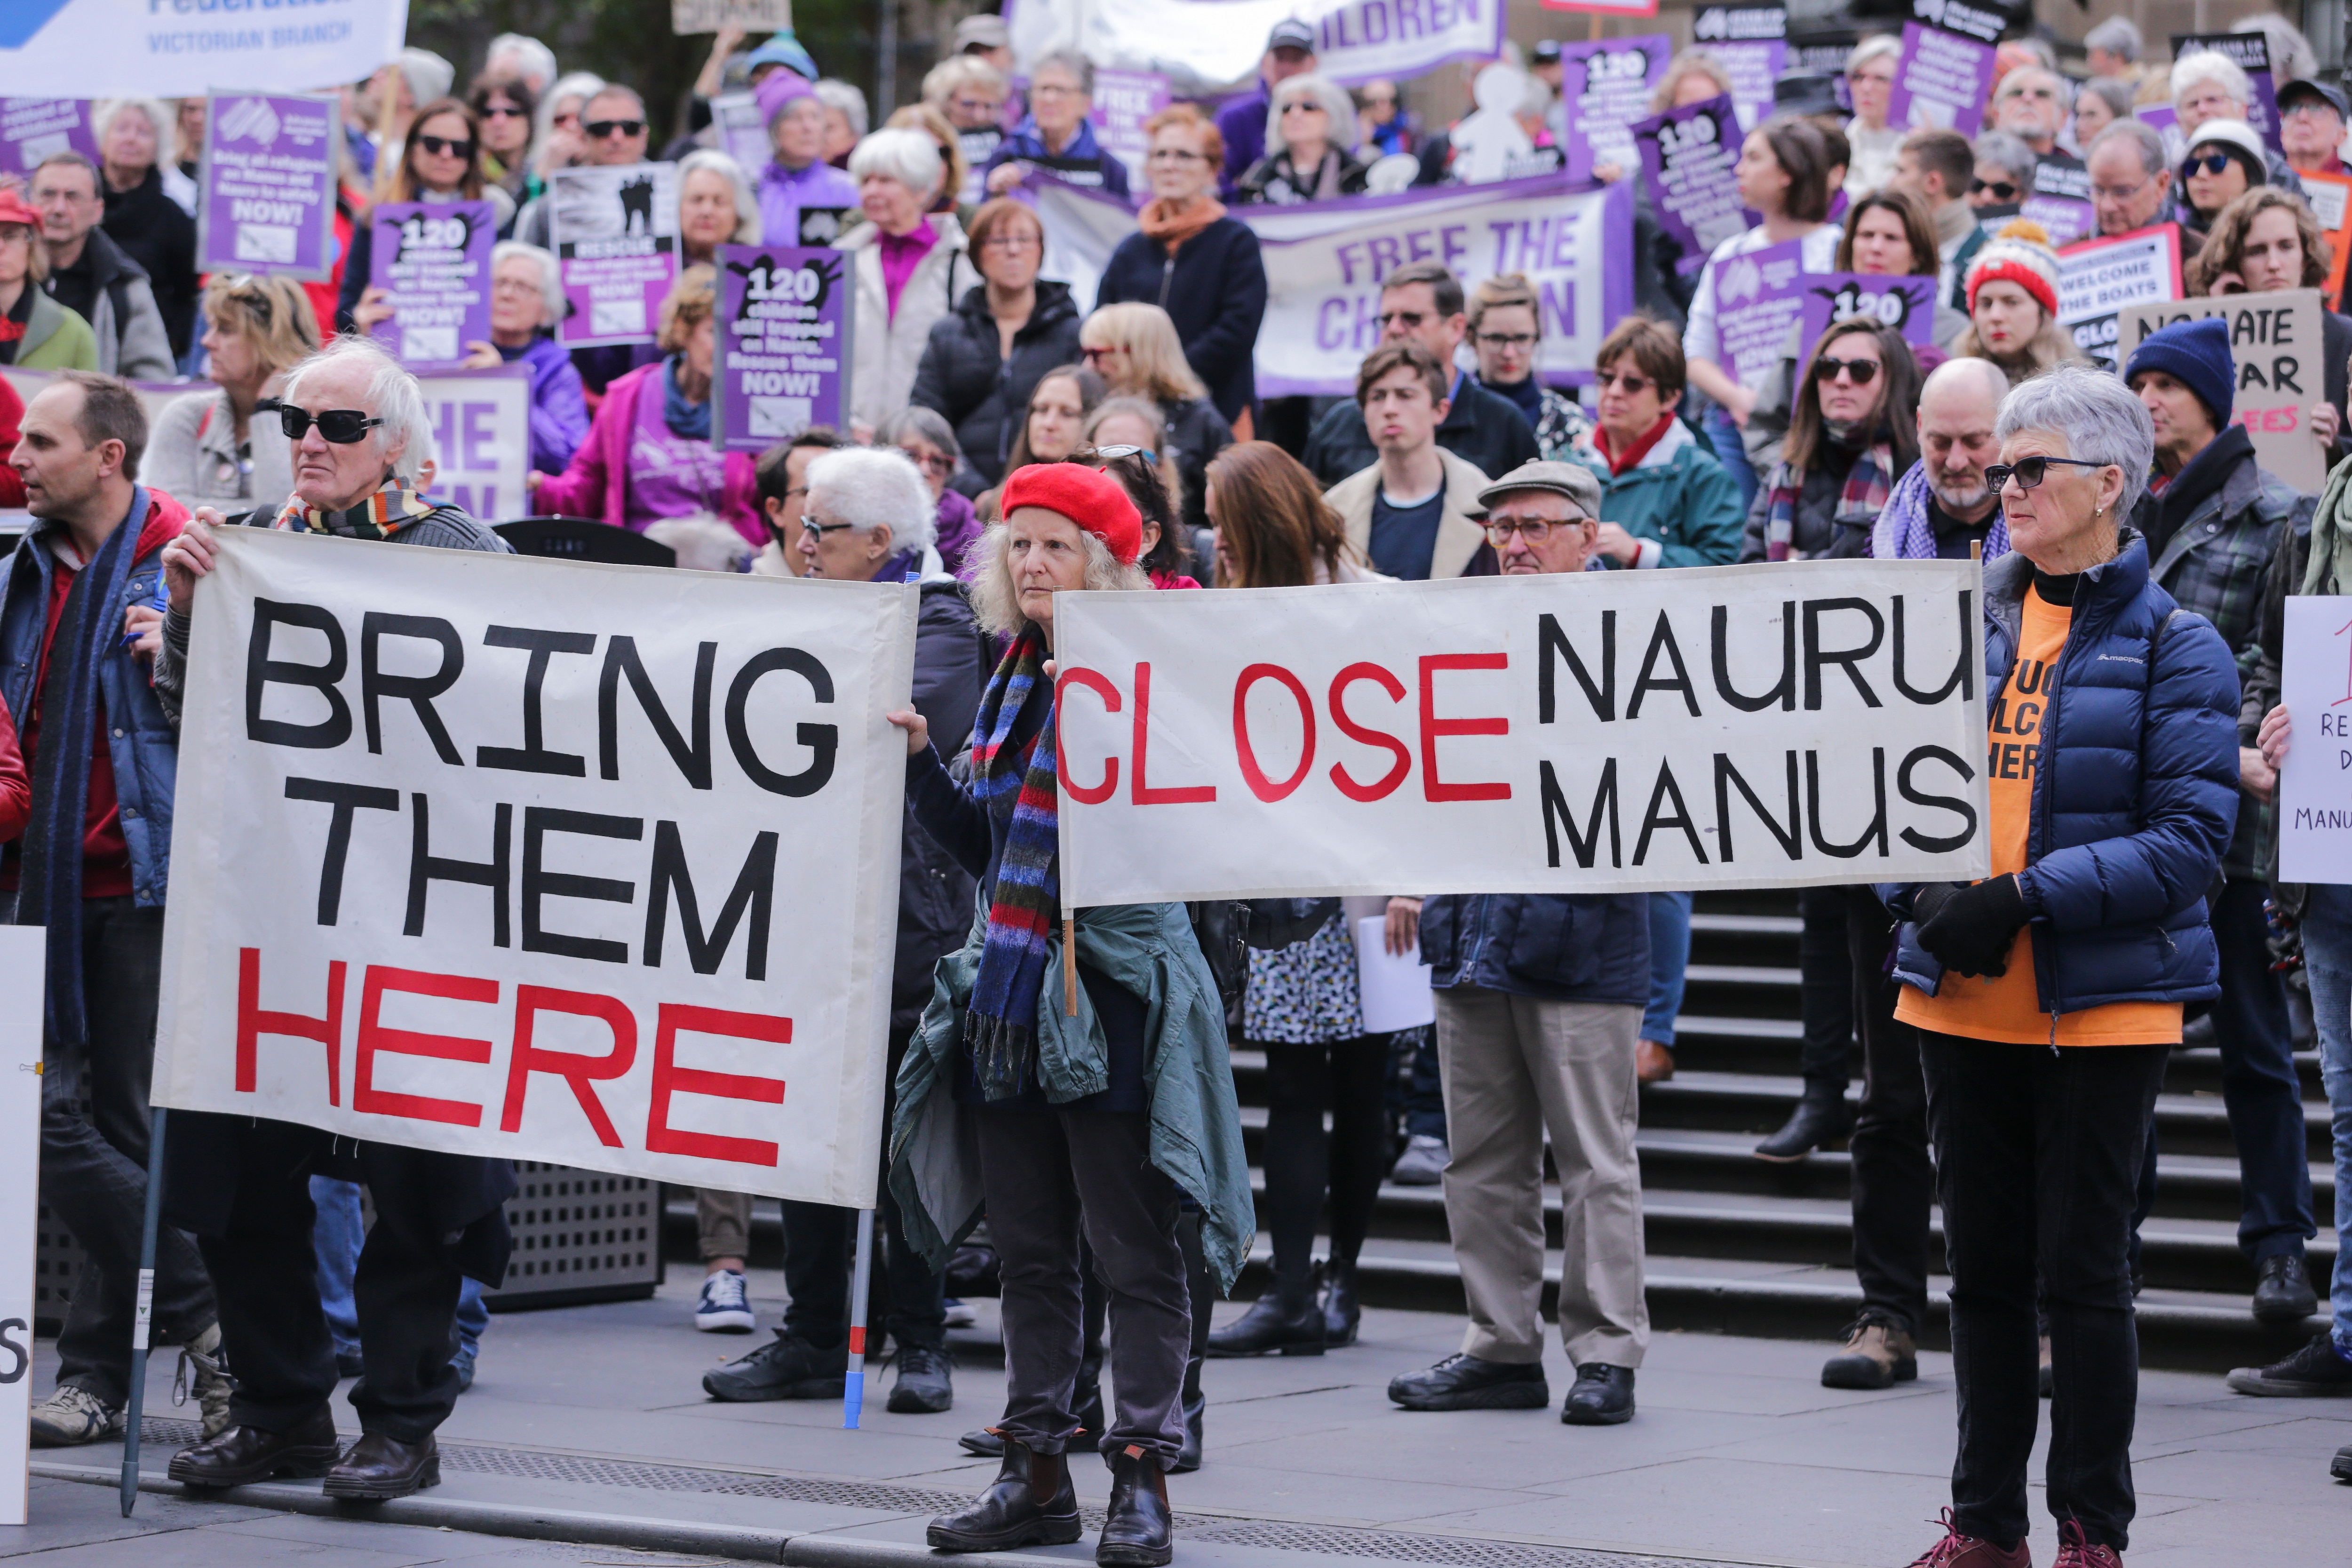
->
[1159,394,1234,530]
[101,166,198,360]
[894,579,993,1029]
[1097,216,1267,430]
[910,281,1084,486]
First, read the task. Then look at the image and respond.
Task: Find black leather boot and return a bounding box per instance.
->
[323,1432,440,1499]
[169,1404,342,1488]
[1174,1341,1205,1473]
[1321,1258,1361,1347]
[927,1437,1083,1552]
[1752,1091,1854,1163]
[1205,1281,1324,1357]
[1097,1444,1174,1567]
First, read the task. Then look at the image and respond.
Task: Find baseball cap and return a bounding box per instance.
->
[1267,18,1316,54]
[955,14,1011,52]
[2278,78,2350,120]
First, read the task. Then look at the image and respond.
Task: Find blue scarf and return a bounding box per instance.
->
[661,355,711,440]
[15,489,147,1044]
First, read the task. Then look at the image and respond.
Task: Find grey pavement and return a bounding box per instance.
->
[8,1266,2350,1568]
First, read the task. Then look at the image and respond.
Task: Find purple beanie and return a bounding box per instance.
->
[755,67,813,127]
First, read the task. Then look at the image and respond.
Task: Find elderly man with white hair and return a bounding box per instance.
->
[1992,67,2074,163]
[703,445,985,1418]
[2173,48,2305,198]
[840,126,979,435]
[151,335,516,1504]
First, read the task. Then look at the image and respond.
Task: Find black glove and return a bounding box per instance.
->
[1913,874,2029,979]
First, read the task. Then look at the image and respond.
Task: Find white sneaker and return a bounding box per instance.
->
[695,1268,757,1332]
[1391,1134,1449,1186]
[28,1385,123,1448]
[943,1297,977,1328]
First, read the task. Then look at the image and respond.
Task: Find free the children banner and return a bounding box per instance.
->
[151,529,916,1204]
[1053,562,1993,905]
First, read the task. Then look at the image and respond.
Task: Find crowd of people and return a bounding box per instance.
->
[8,11,2352,1568]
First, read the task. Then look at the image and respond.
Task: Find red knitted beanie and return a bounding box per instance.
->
[1000,462,1144,565]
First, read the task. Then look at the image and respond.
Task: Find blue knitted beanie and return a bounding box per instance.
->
[2124,316,2235,429]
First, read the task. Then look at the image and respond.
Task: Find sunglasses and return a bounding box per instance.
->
[265,402,383,444]
[1970,178,2018,200]
[1593,370,1655,395]
[1089,443,1159,466]
[416,134,474,160]
[585,119,645,139]
[1984,455,2109,493]
[2185,152,2239,176]
[1378,309,1428,329]
[477,104,529,119]
[1813,355,1881,386]
[1080,345,1117,362]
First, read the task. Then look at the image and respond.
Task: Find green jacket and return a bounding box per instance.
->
[16,290,100,371]
[887,899,1255,1293]
[1568,417,1745,570]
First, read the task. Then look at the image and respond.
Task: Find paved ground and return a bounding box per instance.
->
[7,1266,2350,1567]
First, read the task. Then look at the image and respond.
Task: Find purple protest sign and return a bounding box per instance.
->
[1795,273,1937,360]
[1688,4,1786,131]
[1712,239,1809,385]
[1090,70,1168,195]
[2173,32,2285,155]
[1886,0,2002,139]
[2021,158,2095,249]
[1558,34,1672,185]
[549,162,683,348]
[1634,95,1751,277]
[198,93,337,280]
[0,99,96,179]
[366,202,496,370]
[713,243,854,455]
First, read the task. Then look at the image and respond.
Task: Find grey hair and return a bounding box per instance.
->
[804,446,937,553]
[1994,365,2155,521]
[491,240,563,330]
[676,148,763,244]
[876,405,962,462]
[967,520,1151,637]
[2090,119,2169,180]
[814,80,870,138]
[399,48,456,110]
[1922,353,2010,406]
[1971,129,2038,190]
[538,72,605,148]
[1846,34,1902,75]
[92,97,176,169]
[2232,15,2319,86]
[1266,73,1358,158]
[2083,16,2142,64]
[2078,78,2136,125]
[583,82,647,120]
[1995,66,2073,112]
[281,336,434,487]
[1031,48,1095,98]
[2171,49,2251,111]
[485,33,558,94]
[849,126,944,200]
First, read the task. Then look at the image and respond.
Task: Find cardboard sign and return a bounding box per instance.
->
[1887,0,2003,138]
[1051,562,1992,904]
[1557,34,1672,185]
[367,201,497,370]
[549,162,683,347]
[2173,31,2285,155]
[714,243,853,454]
[153,528,917,1203]
[2279,597,2352,883]
[0,930,39,1527]
[1089,69,1169,193]
[2298,168,2352,308]
[2115,289,2329,495]
[2057,224,2184,372]
[1688,4,1786,132]
[1634,95,1750,276]
[0,97,96,178]
[197,92,338,281]
[674,0,795,31]
[1796,273,1938,358]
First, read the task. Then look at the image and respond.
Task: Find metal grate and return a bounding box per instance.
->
[487,1162,662,1308]
[33,1196,87,1329]
[1186,1523,1752,1568]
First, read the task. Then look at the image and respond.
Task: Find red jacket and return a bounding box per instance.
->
[0,377,24,511]
[532,362,761,546]
[0,689,26,845]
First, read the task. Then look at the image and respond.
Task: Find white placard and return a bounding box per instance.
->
[152,528,915,1204]
[2277,597,2352,885]
[0,929,43,1527]
[1352,915,1433,1032]
[1054,562,1993,906]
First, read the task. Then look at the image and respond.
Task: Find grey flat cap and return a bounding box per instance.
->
[956,14,1011,50]
[1471,459,1602,519]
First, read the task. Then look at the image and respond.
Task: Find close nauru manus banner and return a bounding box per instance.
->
[1054,562,1993,906]
[152,529,915,1205]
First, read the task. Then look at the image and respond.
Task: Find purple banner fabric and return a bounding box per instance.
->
[1635,95,1751,277]
[1795,273,1937,359]
[713,243,853,456]
[198,93,337,280]
[1689,4,1787,131]
[2173,32,2285,155]
[366,202,496,370]
[1558,34,1672,185]
[1887,8,2002,140]
[549,162,683,348]
[1090,70,1169,192]
[0,99,96,177]
[1712,238,1809,386]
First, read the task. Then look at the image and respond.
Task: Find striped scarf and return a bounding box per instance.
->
[1762,441,1897,561]
[963,629,1063,1099]
[273,484,437,539]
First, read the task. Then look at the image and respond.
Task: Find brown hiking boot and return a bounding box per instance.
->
[1905,1510,2032,1568]
[1821,1316,1917,1390]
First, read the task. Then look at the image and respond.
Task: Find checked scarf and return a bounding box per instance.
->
[963,629,1065,1099]
[15,489,148,1044]
[272,484,437,539]
[1762,441,1896,561]
[1870,460,2010,563]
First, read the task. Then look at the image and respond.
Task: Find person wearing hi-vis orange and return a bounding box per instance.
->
[1881,367,2242,1568]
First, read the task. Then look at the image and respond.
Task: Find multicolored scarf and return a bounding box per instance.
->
[272,483,437,540]
[1762,440,1896,561]
[1870,460,2011,563]
[963,628,1064,1098]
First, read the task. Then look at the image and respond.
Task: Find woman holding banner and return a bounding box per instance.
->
[1955,222,2082,383]
[144,273,318,512]
[339,99,515,338]
[885,462,1250,1566]
[2186,187,2352,470]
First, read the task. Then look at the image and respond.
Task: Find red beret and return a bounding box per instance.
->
[1000,462,1144,565]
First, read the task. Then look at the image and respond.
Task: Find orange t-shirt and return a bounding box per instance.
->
[1895,587,2183,1047]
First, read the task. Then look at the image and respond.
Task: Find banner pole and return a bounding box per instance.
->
[118,1106,167,1518]
[842,1207,876,1428]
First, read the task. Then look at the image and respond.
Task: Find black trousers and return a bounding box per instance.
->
[1796,885,1857,1095]
[1842,887,1933,1337]
[42,899,216,1405]
[2207,877,2317,1260]
[1922,1030,2169,1552]
[1257,1037,1388,1289]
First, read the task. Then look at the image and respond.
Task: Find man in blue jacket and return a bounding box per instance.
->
[1383,461,1653,1428]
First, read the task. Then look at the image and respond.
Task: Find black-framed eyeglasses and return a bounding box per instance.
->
[1970,178,2018,200]
[585,119,645,139]
[1984,455,2110,493]
[1476,331,1536,350]
[1812,355,1881,386]
[416,134,474,160]
[799,517,857,537]
[2184,152,2237,176]
[265,402,383,444]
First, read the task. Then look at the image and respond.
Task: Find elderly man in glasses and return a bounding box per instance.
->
[1383,458,1653,1429]
[151,335,516,1504]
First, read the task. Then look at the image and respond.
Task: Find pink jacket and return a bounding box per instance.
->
[532,362,763,546]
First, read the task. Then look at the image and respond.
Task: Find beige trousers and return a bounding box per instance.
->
[696,1187,754,1262]
[1434,986,1648,1369]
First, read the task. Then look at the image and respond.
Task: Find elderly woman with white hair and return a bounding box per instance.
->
[675,147,763,267]
[455,241,587,474]
[2173,48,2306,197]
[1233,73,1367,205]
[93,96,199,360]
[1883,366,2240,1568]
[840,127,979,436]
[1842,35,1904,197]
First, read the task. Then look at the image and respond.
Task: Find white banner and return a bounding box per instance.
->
[0,0,411,99]
[0,930,38,1527]
[153,529,915,1204]
[2278,597,2352,885]
[1054,562,1992,906]
[1007,0,1503,93]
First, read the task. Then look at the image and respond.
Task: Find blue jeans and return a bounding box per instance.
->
[1702,405,1759,518]
[1643,891,1694,1045]
[2298,883,2352,1354]
[312,1175,486,1367]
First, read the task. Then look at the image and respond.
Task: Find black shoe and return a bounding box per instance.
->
[169,1406,342,1488]
[1097,1445,1174,1568]
[1206,1288,1325,1357]
[1560,1363,1635,1426]
[334,1351,364,1380]
[1388,1353,1548,1411]
[958,1427,1006,1458]
[1173,1389,1204,1473]
[322,1432,439,1500]
[887,1344,954,1414]
[1752,1093,1853,1162]
[1321,1258,1361,1347]
[702,1334,846,1402]
[2227,1333,2352,1397]
[2333,1442,2352,1481]
[926,1438,1082,1552]
[2253,1254,2320,1324]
